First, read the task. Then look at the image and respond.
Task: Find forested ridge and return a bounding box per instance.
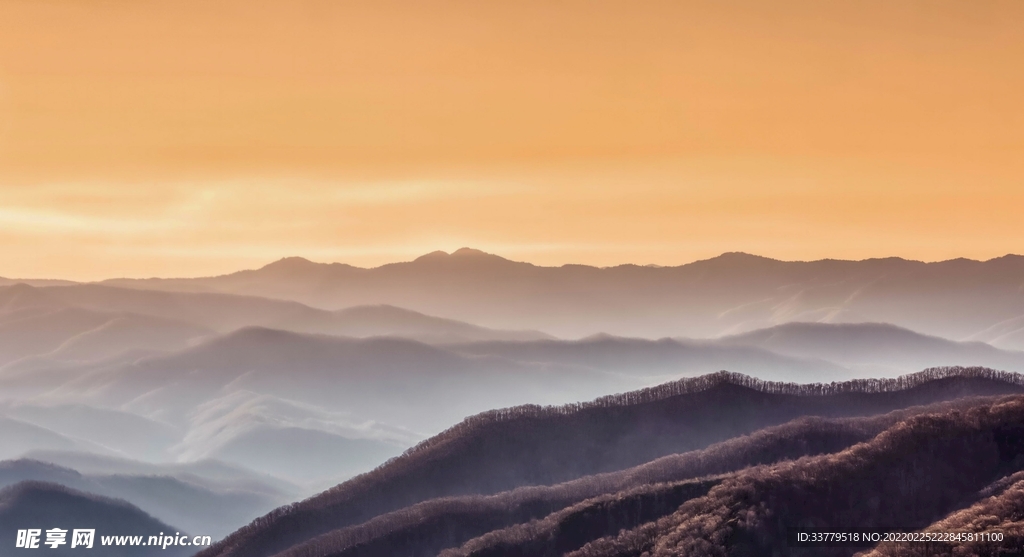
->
[276,411,895,557]
[199,367,1024,557]
[568,395,1024,556]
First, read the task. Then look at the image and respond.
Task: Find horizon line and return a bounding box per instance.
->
[3,248,1023,283]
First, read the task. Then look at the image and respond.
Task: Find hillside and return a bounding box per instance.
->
[0,282,550,373]
[447,335,850,383]
[719,321,1024,375]
[0,284,214,366]
[300,305,550,343]
[565,395,1024,557]
[197,426,406,487]
[7,328,624,484]
[0,481,191,557]
[1,403,179,461]
[452,325,1024,381]
[201,393,1024,557]
[198,367,1024,557]
[21,450,299,498]
[40,327,623,432]
[269,398,993,557]
[0,459,289,539]
[860,471,1024,556]
[7,283,548,344]
[0,416,100,460]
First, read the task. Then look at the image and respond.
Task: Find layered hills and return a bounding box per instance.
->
[0,481,191,557]
[0,459,290,540]
[4,252,1024,554]
[97,250,1024,348]
[198,367,1024,557]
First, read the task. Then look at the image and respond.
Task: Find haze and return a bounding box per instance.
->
[1,0,1023,280]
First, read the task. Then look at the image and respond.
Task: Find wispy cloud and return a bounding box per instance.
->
[0,207,182,235]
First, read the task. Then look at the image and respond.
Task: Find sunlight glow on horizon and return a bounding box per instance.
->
[1,0,1022,280]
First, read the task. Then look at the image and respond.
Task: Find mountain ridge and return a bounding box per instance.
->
[0,480,191,556]
[0,458,289,539]
[197,367,1024,557]
[89,249,1024,344]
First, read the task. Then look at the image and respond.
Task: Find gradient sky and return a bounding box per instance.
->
[1,0,1022,280]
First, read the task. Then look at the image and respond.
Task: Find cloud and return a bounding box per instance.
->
[0,207,181,235]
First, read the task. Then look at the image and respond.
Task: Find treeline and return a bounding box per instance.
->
[399,367,1024,467]
[250,398,1001,557]
[199,368,1024,557]
[440,479,718,557]
[862,471,1024,557]
[570,395,1024,557]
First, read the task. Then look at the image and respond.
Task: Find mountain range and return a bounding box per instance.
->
[5,251,1024,555]
[0,281,548,368]
[196,368,1024,557]
[89,249,1024,348]
[6,276,1024,490]
[0,481,191,557]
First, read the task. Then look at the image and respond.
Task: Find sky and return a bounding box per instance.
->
[0,0,1022,280]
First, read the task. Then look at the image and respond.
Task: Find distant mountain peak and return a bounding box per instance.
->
[986,254,1024,264]
[451,247,491,257]
[414,250,450,261]
[216,325,302,343]
[262,256,318,270]
[709,252,776,262]
[0,282,61,312]
[412,248,511,264]
[1,282,39,294]
[687,252,779,268]
[720,251,764,258]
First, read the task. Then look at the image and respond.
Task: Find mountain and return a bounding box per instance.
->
[20,450,299,498]
[190,425,405,487]
[455,324,1024,383]
[12,310,1024,489]
[99,250,1024,348]
[0,277,77,287]
[0,284,214,366]
[0,283,68,317]
[718,321,1024,376]
[280,304,551,343]
[31,327,635,432]
[862,471,1024,557]
[447,335,850,382]
[1,404,180,461]
[0,481,191,557]
[0,284,548,354]
[561,396,1024,557]
[0,416,106,460]
[968,314,1024,351]
[198,367,1024,557]
[44,314,213,362]
[14,328,635,479]
[167,390,420,488]
[16,324,871,473]
[0,459,290,540]
[261,399,991,557]
[3,327,674,481]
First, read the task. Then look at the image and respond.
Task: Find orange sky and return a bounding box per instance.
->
[0,0,1022,280]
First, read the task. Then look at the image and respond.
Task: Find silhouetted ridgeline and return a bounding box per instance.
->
[199,367,1024,557]
[569,395,1024,556]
